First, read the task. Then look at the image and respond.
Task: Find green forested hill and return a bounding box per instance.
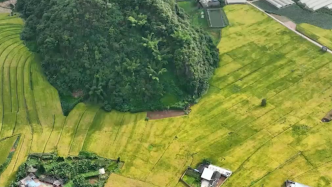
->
[16,0,219,112]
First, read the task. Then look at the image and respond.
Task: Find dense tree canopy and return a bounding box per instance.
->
[16,0,219,112]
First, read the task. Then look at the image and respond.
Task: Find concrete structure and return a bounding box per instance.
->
[226,0,247,4]
[200,0,221,7]
[285,180,310,187]
[200,164,232,187]
[299,0,332,11]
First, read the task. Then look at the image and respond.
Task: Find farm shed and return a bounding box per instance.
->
[285,180,310,187]
[298,0,332,11]
[200,165,232,187]
[201,168,214,180]
[226,0,247,4]
[264,0,295,9]
[99,168,106,175]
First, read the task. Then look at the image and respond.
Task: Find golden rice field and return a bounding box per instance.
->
[1,4,332,187]
[297,23,332,50]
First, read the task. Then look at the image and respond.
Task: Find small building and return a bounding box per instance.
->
[200,165,232,187]
[285,180,310,187]
[201,168,214,181]
[99,168,106,175]
[200,0,221,8]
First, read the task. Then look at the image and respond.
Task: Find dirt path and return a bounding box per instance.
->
[248,2,332,54]
[147,110,185,120]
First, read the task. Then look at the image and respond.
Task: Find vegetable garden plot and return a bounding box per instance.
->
[207,8,229,28]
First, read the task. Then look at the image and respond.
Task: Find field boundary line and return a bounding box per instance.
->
[68,108,88,156]
[81,109,103,150]
[55,116,68,148]
[0,133,19,142]
[111,115,125,145]
[70,108,98,155]
[42,115,55,153]
[248,152,302,186]
[29,61,42,128]
[16,53,31,114]
[1,42,23,112]
[11,48,28,114]
[10,134,24,173]
[22,55,34,155]
[0,41,22,137]
[8,46,25,113]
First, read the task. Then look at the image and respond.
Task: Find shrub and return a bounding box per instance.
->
[261,99,267,107]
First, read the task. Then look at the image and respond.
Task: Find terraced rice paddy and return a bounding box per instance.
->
[297,23,332,50]
[0,135,18,166]
[1,4,332,187]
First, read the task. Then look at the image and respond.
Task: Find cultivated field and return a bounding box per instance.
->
[0,135,18,166]
[297,23,332,50]
[1,4,332,187]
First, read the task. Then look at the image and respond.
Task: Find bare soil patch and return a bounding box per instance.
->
[270,14,291,22]
[72,90,84,98]
[270,14,296,30]
[89,178,98,185]
[284,21,296,30]
[0,0,16,8]
[0,7,10,13]
[147,110,185,120]
[322,109,332,122]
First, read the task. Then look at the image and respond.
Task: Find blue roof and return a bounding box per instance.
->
[26,180,42,187]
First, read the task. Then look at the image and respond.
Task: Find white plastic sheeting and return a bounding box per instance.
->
[264,0,295,9]
[299,0,332,11]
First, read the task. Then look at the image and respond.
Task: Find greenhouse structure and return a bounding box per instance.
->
[298,0,332,11]
[264,0,295,9]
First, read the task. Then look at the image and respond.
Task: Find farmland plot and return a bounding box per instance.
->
[0,135,18,166]
[297,23,332,50]
[2,4,332,187]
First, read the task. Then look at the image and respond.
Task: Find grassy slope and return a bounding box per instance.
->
[1,4,332,187]
[297,23,332,49]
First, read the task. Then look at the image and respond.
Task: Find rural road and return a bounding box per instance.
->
[248,2,332,55]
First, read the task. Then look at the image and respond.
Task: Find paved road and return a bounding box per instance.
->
[248,2,332,55]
